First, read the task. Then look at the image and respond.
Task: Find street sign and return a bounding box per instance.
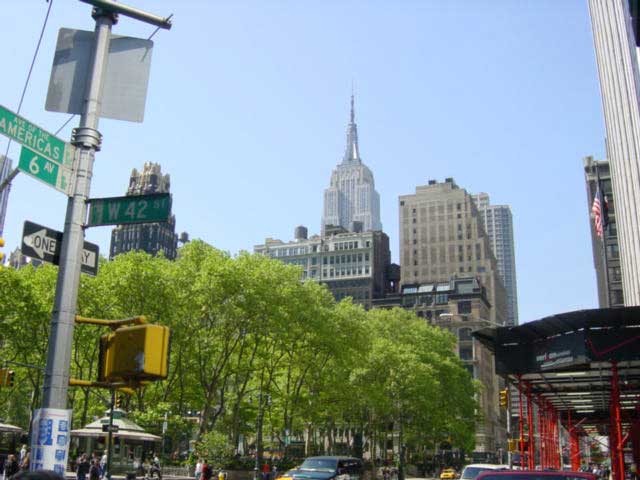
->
[0,104,75,194]
[87,193,171,227]
[102,424,119,433]
[21,221,99,276]
[19,147,72,194]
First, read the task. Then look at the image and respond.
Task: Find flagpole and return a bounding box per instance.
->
[595,162,611,308]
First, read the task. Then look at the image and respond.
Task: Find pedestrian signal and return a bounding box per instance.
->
[0,368,14,387]
[499,388,509,408]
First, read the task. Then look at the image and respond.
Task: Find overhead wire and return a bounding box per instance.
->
[3,0,54,159]
[0,0,55,231]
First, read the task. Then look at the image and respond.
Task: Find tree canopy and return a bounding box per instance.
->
[0,240,477,461]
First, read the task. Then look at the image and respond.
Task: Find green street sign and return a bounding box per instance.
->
[0,104,75,195]
[87,193,171,227]
[19,146,72,194]
[0,104,74,167]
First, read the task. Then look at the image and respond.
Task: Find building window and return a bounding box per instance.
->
[458,301,472,314]
[459,346,473,360]
[459,328,473,341]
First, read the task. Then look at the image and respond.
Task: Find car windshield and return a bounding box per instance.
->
[299,459,338,472]
[463,468,494,479]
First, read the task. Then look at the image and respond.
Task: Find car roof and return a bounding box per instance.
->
[305,456,361,461]
[476,471,595,479]
[464,465,508,469]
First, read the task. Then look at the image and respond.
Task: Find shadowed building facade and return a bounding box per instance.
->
[584,156,624,308]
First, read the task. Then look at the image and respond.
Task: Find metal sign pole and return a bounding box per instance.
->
[39,0,114,450]
[105,389,116,479]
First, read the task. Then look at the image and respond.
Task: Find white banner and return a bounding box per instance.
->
[30,408,73,475]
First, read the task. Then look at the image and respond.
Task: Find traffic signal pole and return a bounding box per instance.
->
[42,7,115,411]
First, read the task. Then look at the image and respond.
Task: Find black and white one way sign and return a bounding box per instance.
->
[21,221,99,276]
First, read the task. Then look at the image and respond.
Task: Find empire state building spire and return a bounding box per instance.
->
[322,95,382,234]
[342,94,361,164]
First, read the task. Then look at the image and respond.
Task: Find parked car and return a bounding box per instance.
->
[441,468,458,479]
[475,470,596,480]
[279,456,363,480]
[461,464,509,480]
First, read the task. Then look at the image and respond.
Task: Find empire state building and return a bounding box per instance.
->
[322,96,382,233]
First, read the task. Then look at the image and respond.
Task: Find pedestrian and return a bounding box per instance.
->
[100,451,107,478]
[89,460,101,480]
[195,459,203,480]
[261,462,270,480]
[4,454,20,479]
[18,446,27,466]
[150,453,161,480]
[77,454,90,480]
[19,451,29,472]
[201,460,213,480]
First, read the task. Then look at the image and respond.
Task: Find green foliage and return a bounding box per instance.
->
[0,240,478,460]
[196,430,235,466]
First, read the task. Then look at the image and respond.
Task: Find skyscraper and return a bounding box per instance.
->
[589,0,640,305]
[473,193,519,326]
[584,156,624,308]
[399,179,507,325]
[322,96,382,234]
[109,162,178,260]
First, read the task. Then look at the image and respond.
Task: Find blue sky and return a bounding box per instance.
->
[1,1,605,323]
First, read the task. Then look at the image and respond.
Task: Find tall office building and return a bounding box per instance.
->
[322,96,382,234]
[589,0,640,305]
[0,155,12,236]
[399,179,507,325]
[109,162,178,260]
[472,193,519,326]
[584,156,624,308]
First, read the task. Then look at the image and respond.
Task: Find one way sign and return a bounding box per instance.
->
[21,220,99,276]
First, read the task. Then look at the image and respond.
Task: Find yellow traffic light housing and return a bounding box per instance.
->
[0,237,5,266]
[507,439,517,452]
[99,324,170,382]
[499,388,509,408]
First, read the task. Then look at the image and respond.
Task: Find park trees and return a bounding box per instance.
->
[0,241,477,461]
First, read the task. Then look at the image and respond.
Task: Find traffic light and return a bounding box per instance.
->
[0,368,14,387]
[0,237,5,267]
[507,439,517,452]
[115,395,122,409]
[99,324,170,383]
[499,388,509,408]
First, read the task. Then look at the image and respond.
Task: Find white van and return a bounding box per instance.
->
[460,464,509,480]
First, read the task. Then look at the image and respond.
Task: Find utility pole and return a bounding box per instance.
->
[34,0,171,472]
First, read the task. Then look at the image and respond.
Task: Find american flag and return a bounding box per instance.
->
[592,187,605,237]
